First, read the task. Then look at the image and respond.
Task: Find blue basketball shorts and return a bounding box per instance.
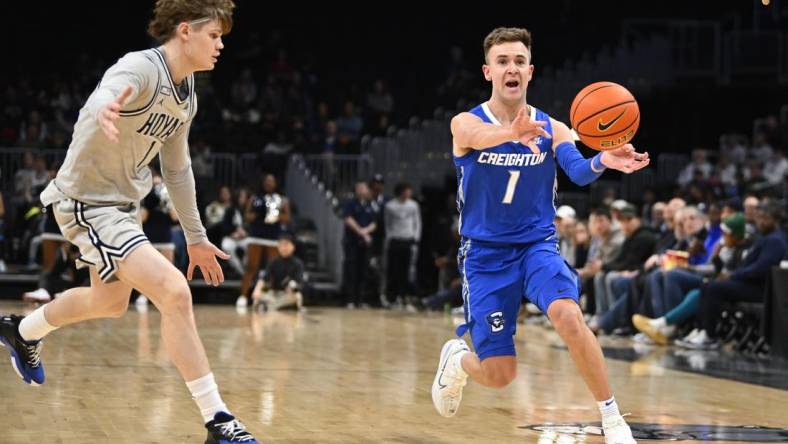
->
[455,237,580,361]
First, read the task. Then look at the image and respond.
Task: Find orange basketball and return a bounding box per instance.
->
[569,81,640,151]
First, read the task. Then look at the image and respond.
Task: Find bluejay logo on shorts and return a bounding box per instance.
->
[487,311,504,333]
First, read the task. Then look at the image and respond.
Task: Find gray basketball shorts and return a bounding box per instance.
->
[51,198,150,282]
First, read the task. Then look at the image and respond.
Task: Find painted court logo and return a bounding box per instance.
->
[522,422,788,442]
[487,311,504,333]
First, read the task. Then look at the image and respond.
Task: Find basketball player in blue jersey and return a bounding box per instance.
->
[431,28,648,444]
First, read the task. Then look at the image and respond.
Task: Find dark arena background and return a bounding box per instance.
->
[1,1,787,443]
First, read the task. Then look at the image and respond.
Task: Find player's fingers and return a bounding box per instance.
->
[526,141,540,154]
[538,127,551,139]
[115,86,133,105]
[200,265,211,285]
[213,244,230,260]
[215,263,225,283]
[634,158,650,171]
[208,267,219,286]
[187,262,195,280]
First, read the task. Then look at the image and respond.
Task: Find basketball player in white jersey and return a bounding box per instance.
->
[0,1,259,442]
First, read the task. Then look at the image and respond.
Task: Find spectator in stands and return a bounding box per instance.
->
[221,188,250,278]
[13,151,36,202]
[633,212,750,345]
[384,183,421,308]
[678,149,712,187]
[648,201,666,230]
[238,174,290,308]
[30,155,51,200]
[578,208,624,282]
[751,132,773,163]
[592,204,657,326]
[679,200,787,349]
[205,185,232,247]
[763,148,787,186]
[573,221,591,269]
[720,134,747,164]
[555,205,577,266]
[230,68,258,109]
[342,181,377,309]
[366,79,394,119]
[742,160,767,194]
[678,206,713,266]
[190,140,214,181]
[654,198,686,254]
[609,199,629,231]
[715,153,738,189]
[336,101,363,153]
[251,233,305,312]
[743,195,760,240]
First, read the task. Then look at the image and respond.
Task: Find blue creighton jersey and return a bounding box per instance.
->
[454,102,557,245]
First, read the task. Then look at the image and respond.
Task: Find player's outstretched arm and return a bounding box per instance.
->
[551,119,649,186]
[599,144,650,174]
[451,107,549,157]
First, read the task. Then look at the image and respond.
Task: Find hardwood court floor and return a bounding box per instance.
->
[0,301,786,443]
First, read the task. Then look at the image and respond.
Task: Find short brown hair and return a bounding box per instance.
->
[483,27,532,62]
[148,0,235,44]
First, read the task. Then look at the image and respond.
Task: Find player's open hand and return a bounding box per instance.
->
[187,240,231,286]
[511,106,551,154]
[600,143,650,173]
[98,86,133,143]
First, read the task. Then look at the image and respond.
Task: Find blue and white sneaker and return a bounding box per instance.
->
[0,314,45,385]
[204,412,259,443]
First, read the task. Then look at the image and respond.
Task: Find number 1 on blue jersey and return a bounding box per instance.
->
[502,170,521,204]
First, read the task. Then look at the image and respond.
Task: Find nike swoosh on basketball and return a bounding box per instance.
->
[597,110,626,132]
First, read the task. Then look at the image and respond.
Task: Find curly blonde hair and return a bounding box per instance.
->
[148,0,235,44]
[483,27,532,62]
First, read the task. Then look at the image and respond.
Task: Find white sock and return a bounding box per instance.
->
[18,306,58,342]
[452,350,469,377]
[598,396,622,423]
[186,373,229,423]
[651,317,667,328]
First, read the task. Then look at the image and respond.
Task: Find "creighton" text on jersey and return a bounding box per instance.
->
[477,151,548,167]
[136,112,185,140]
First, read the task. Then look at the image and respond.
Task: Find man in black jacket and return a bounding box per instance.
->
[681,200,787,349]
[592,204,657,321]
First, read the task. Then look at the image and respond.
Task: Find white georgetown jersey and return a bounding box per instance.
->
[41,47,207,244]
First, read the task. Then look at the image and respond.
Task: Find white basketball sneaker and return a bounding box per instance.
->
[431,338,470,418]
[603,415,636,443]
